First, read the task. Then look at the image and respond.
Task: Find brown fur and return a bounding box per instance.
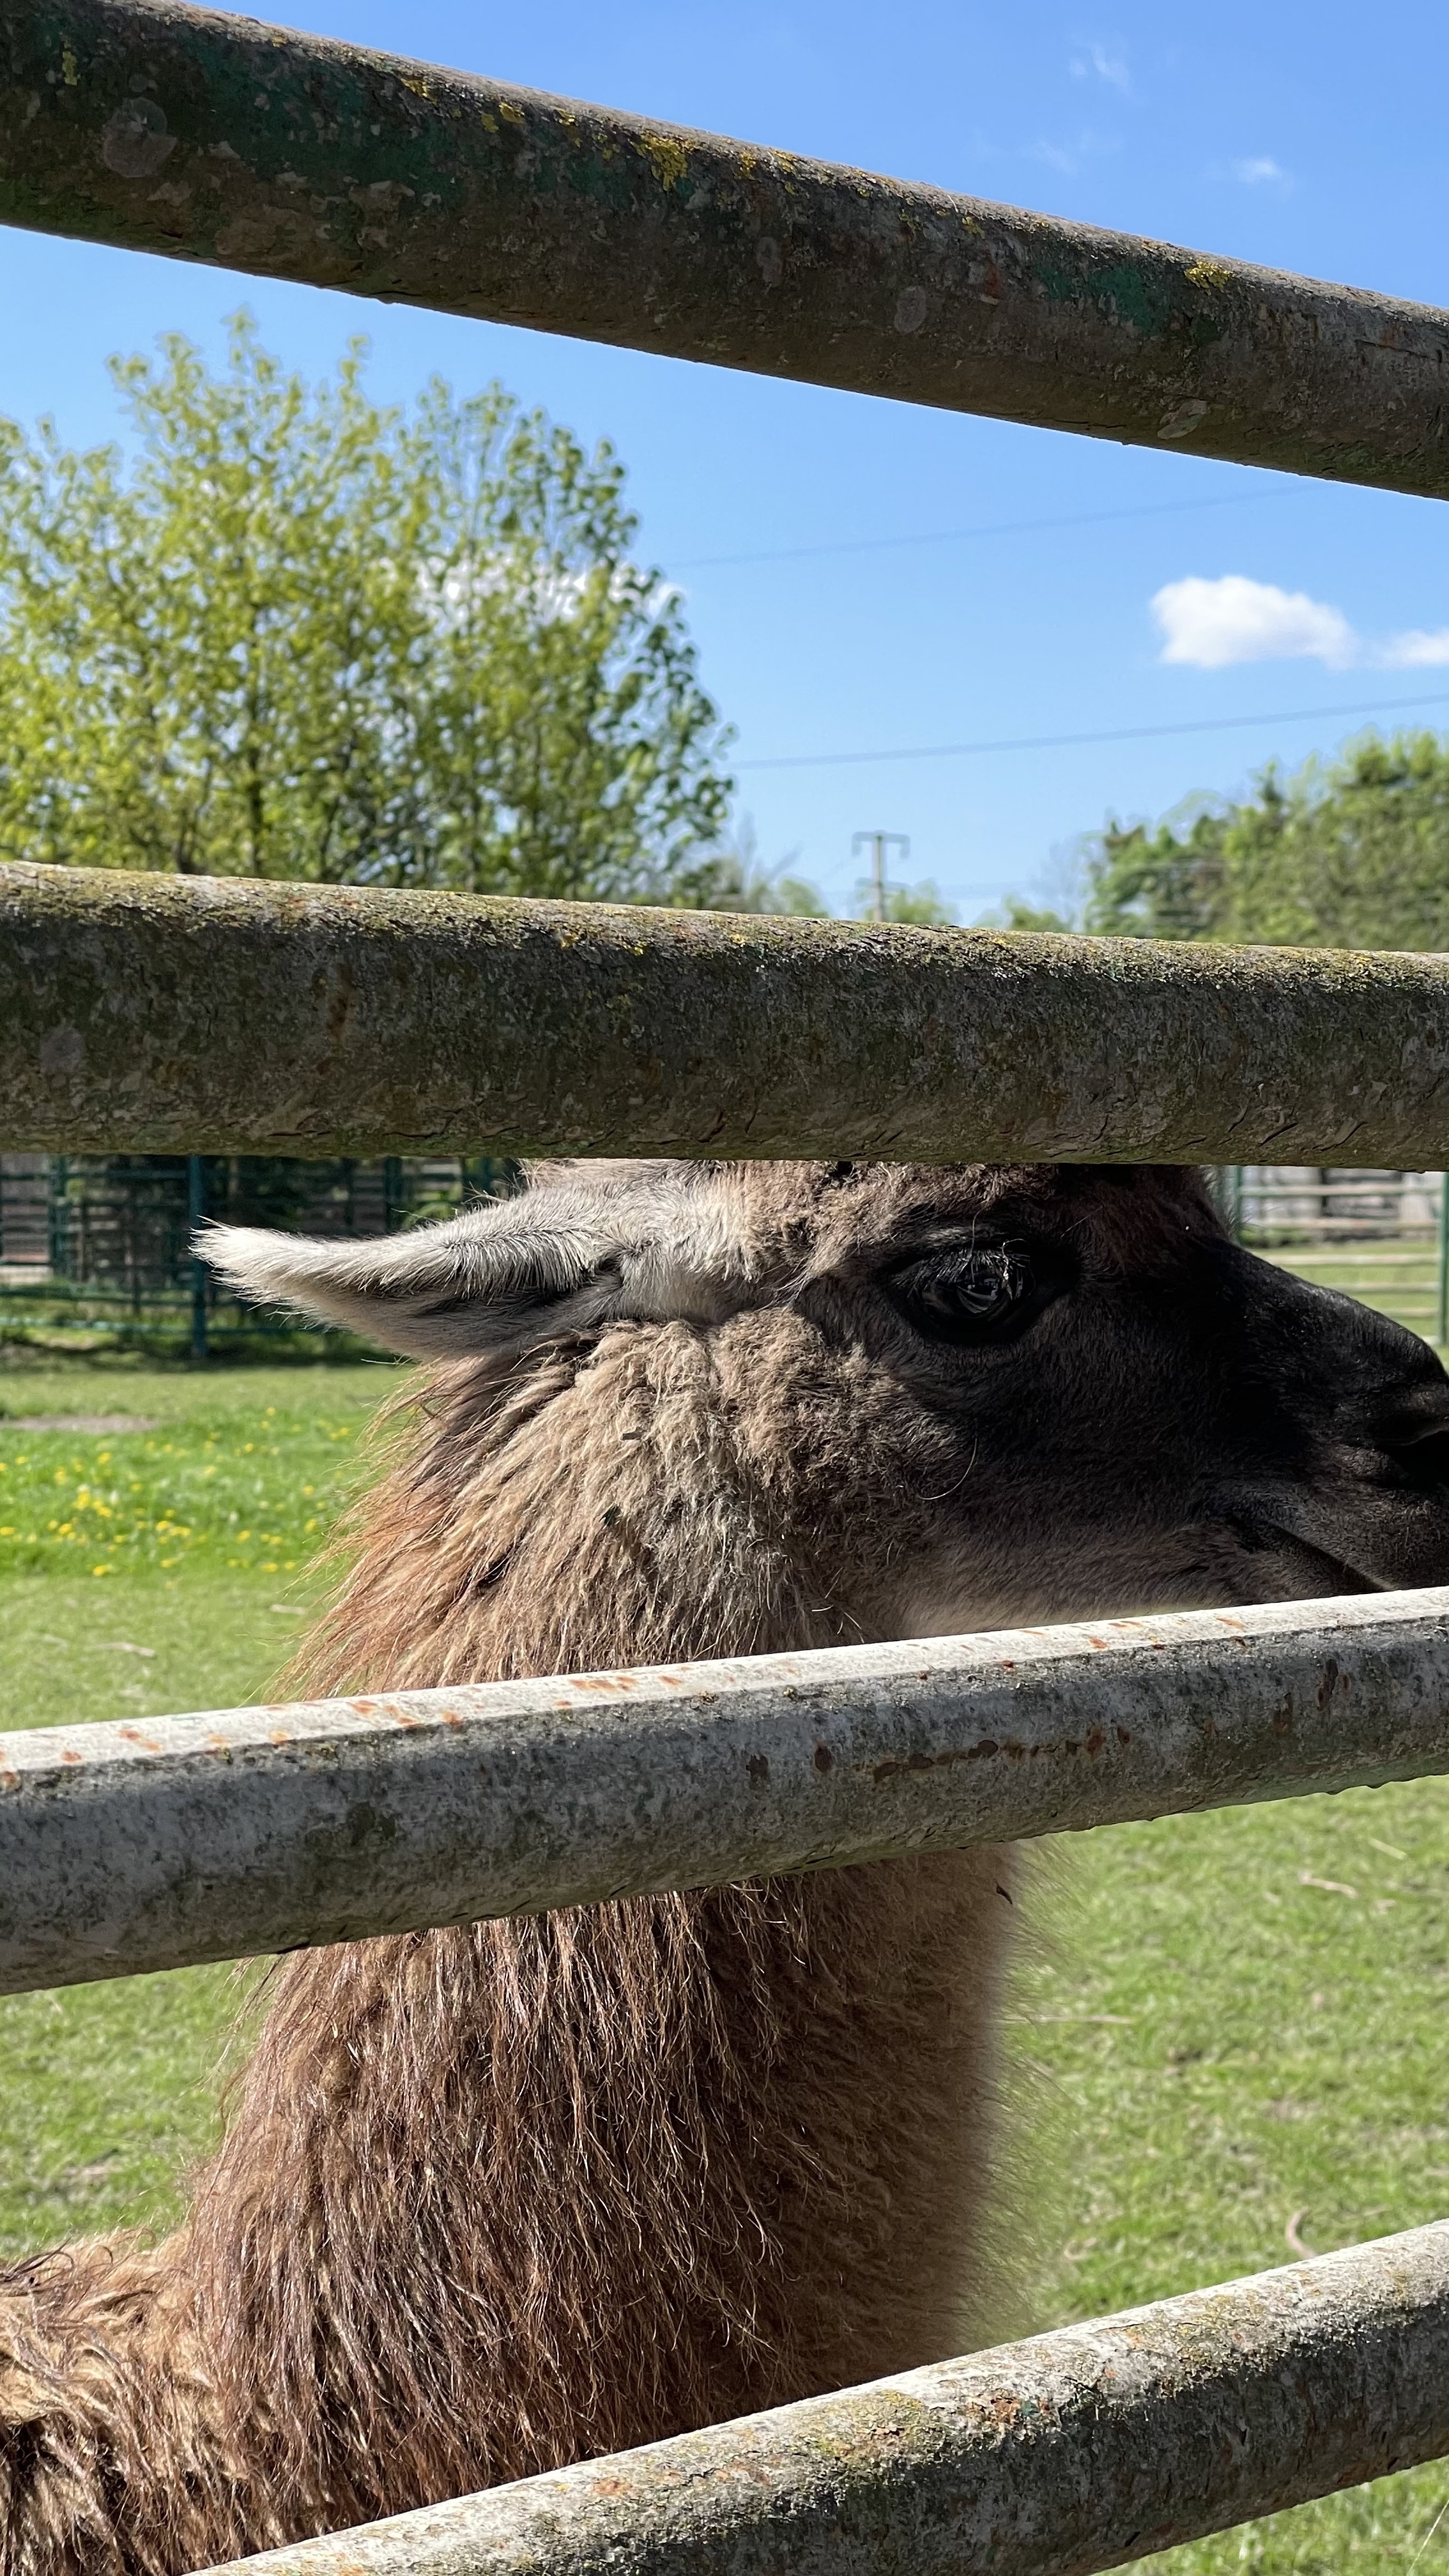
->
[5,1157,1448,2576]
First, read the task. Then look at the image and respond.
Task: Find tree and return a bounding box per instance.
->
[976,894,1076,935]
[670,814,825,916]
[852,873,957,926]
[0,318,734,900]
[1074,733,1449,950]
[869,880,957,926]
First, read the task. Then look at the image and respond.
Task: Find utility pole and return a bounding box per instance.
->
[852,831,910,923]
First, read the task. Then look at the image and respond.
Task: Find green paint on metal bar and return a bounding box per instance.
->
[6,862,1449,1167]
[0,0,1446,496]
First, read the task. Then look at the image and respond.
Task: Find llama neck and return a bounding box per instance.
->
[180,1337,1014,2537]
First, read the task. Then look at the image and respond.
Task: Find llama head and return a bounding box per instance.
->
[204,1158,1449,1652]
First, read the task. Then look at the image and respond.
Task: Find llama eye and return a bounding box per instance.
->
[885,1246,1037,1344]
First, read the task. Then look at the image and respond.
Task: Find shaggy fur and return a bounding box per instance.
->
[4,1156,1448,2576]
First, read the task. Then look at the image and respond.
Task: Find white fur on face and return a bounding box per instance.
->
[202,1163,763,1362]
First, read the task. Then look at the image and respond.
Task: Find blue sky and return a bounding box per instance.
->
[3,0,1446,917]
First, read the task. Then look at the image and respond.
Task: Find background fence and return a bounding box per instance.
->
[0,1151,514,1356]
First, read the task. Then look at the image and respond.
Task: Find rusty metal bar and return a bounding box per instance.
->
[1,0,1447,498]
[4,1587,1448,1997]
[201,2221,1449,2576]
[8,862,1449,1167]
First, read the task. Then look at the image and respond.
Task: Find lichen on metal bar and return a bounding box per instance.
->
[0,0,1446,495]
[6,863,1449,1167]
[3,1588,1448,1997]
[194,2221,1449,2576]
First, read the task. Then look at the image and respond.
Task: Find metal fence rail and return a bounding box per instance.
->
[2,0,1448,498]
[9,863,1449,1167]
[199,2222,1449,2576]
[4,1588,1448,1998]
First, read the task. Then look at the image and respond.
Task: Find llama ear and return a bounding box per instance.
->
[199,1200,624,1363]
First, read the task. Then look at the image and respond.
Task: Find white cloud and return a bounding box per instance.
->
[1032,126,1118,176]
[1151,574,1449,672]
[1377,628,1449,668]
[1153,575,1356,670]
[1070,41,1131,91]
[1233,155,1289,185]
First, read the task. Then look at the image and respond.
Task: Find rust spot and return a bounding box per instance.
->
[324,956,357,1045]
[1085,1726,1107,1757]
[61,1747,82,1764]
[1316,1658,1340,1711]
[1116,1724,1131,1745]
[1273,1692,1294,1737]
[871,1738,1000,1784]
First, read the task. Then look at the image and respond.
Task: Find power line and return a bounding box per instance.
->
[673,486,1295,572]
[735,689,1449,774]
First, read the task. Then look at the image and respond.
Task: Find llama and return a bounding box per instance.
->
[4,1156,1449,2576]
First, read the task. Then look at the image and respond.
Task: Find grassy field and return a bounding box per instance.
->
[2,1349,1448,2572]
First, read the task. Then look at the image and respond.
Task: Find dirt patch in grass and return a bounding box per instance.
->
[5,1413,160,1434]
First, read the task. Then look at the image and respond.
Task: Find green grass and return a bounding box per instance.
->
[0,1365,398,2260]
[1015,1786,1449,2570]
[0,1360,402,1582]
[3,1360,1449,2568]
